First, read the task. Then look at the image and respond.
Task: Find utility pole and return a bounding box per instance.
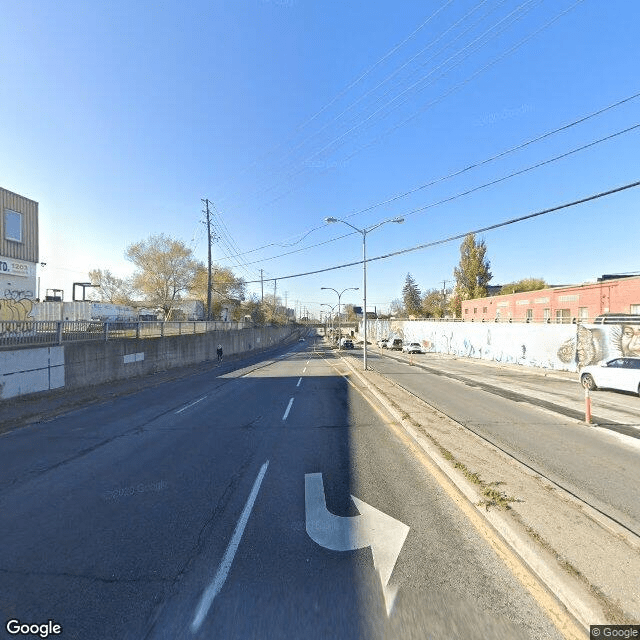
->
[273,279,277,320]
[201,198,216,320]
[442,279,450,318]
[284,291,288,322]
[260,269,264,304]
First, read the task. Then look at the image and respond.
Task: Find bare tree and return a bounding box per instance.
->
[88,269,134,305]
[125,234,201,319]
[190,264,246,319]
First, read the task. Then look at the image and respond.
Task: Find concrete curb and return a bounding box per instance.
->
[337,353,609,635]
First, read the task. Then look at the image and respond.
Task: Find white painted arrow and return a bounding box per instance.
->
[305,472,409,615]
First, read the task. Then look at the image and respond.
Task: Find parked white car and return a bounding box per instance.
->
[580,357,640,396]
[402,342,424,354]
[377,338,389,348]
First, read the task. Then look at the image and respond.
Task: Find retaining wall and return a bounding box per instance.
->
[362,320,636,372]
[0,326,300,400]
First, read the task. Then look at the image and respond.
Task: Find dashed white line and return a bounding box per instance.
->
[282,397,295,421]
[191,460,269,633]
[303,367,307,373]
[175,396,207,414]
[297,377,302,387]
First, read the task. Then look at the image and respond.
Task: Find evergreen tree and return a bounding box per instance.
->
[452,234,492,316]
[402,273,422,317]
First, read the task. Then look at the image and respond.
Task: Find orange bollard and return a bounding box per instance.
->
[585,387,592,424]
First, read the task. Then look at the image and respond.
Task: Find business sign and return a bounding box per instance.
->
[0,257,33,278]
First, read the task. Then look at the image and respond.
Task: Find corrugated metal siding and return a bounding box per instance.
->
[0,187,39,262]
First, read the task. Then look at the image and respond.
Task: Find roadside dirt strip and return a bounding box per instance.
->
[336,351,640,633]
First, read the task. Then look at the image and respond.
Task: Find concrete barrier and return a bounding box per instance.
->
[0,326,300,400]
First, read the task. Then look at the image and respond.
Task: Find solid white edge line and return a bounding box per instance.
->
[191,460,270,633]
[282,397,295,421]
[176,396,207,414]
[297,377,302,387]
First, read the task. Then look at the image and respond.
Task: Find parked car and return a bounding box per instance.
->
[389,338,403,351]
[402,342,424,354]
[580,357,640,396]
[341,339,354,349]
[377,338,389,348]
[593,313,640,324]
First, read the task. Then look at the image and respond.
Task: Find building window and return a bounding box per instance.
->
[473,308,477,314]
[543,308,551,322]
[630,304,640,314]
[578,307,589,321]
[555,308,571,323]
[483,307,487,313]
[464,308,469,314]
[526,309,533,321]
[4,209,22,242]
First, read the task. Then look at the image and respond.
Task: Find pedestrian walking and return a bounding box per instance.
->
[217,344,223,362]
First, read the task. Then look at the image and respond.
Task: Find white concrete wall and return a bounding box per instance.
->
[363,320,578,371]
[0,346,65,399]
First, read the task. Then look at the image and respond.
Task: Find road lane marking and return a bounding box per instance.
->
[191,460,270,633]
[297,377,302,387]
[175,396,207,414]
[303,367,307,373]
[305,472,409,615]
[282,397,295,421]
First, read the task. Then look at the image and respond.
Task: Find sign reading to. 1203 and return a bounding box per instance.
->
[0,259,31,277]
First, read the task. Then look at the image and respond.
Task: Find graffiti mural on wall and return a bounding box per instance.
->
[363,319,640,372]
[558,323,640,368]
[0,294,35,335]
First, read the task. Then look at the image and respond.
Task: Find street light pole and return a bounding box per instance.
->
[324,216,404,370]
[321,286,359,350]
[321,303,336,340]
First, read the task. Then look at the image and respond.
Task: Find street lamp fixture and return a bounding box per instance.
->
[321,286,359,350]
[320,303,336,339]
[324,216,404,369]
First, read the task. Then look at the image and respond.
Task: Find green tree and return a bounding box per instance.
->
[452,233,492,316]
[422,288,447,318]
[402,273,422,317]
[125,234,201,319]
[499,278,547,295]
[88,269,134,305]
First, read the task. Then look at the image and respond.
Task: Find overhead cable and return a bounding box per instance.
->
[242,180,640,284]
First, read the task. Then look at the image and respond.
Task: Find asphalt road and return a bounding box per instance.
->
[0,339,567,639]
[366,348,640,538]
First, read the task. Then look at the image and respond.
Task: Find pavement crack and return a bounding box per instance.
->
[0,567,170,585]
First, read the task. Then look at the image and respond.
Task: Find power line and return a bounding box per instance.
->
[211,90,640,263]
[224,123,640,267]
[241,180,640,284]
[235,0,542,212]
[213,1,455,203]
[344,0,585,163]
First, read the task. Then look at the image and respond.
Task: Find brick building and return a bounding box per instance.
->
[462,275,640,323]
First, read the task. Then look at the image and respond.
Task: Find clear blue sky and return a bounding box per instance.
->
[1,0,638,317]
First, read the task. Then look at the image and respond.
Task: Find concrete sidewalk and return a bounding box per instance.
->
[336,348,640,633]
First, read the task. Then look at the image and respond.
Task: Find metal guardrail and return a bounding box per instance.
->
[0,320,248,348]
